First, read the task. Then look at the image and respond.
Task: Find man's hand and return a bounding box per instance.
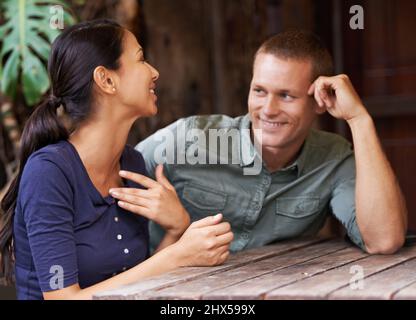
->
[308,74,368,123]
[308,75,407,254]
[109,164,190,237]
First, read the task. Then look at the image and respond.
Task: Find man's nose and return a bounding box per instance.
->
[262,96,281,116]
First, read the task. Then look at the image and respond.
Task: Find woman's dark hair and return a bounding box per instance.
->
[0,19,125,284]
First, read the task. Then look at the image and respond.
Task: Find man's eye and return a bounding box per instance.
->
[281,93,294,101]
[254,88,265,94]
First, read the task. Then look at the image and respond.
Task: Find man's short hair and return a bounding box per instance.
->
[255,29,334,81]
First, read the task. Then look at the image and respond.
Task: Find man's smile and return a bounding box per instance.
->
[258,117,289,129]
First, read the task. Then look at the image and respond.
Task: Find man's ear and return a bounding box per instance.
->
[93,66,118,95]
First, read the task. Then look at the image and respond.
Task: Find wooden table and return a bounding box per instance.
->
[94,237,416,300]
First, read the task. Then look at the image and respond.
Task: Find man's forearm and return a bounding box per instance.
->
[348,112,407,254]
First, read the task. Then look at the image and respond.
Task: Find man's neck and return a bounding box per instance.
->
[261,139,305,173]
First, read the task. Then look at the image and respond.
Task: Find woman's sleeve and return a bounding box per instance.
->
[19,157,79,292]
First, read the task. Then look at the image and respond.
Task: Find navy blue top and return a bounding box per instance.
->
[13,140,149,300]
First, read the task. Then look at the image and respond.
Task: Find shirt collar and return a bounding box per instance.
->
[238,113,311,177]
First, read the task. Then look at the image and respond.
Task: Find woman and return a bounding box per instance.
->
[0,19,233,300]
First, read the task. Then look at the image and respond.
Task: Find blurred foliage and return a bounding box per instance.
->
[0,0,75,106]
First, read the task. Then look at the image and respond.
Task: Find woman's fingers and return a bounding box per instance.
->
[109,187,152,199]
[215,231,234,247]
[191,213,223,228]
[155,164,174,190]
[214,244,231,264]
[219,250,230,262]
[205,221,231,236]
[111,192,151,208]
[119,170,159,189]
[117,201,153,219]
[215,243,230,254]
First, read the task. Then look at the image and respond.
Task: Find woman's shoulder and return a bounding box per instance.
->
[17,141,77,208]
[23,140,76,182]
[27,139,72,163]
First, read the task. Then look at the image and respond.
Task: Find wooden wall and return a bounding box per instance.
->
[340,0,416,230]
[130,0,318,142]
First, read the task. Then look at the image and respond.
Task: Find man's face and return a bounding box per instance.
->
[248,53,321,152]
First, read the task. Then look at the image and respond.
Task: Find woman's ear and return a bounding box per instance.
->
[93,66,118,95]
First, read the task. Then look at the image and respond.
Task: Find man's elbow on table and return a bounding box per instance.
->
[365,233,406,255]
[360,203,408,255]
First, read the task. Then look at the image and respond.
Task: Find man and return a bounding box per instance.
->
[128,30,408,254]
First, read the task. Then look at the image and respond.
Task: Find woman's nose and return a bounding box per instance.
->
[149,64,159,81]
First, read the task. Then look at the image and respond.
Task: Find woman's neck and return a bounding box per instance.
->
[69,113,136,193]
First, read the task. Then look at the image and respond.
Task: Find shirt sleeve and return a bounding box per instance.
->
[20,157,78,292]
[329,155,367,252]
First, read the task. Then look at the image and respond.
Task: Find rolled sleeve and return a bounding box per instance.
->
[329,156,367,252]
[20,158,78,292]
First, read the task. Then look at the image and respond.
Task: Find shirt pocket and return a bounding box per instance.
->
[181,182,227,220]
[274,196,321,237]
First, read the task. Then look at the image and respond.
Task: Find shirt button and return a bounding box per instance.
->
[112,272,117,276]
[124,248,129,254]
[114,216,119,222]
[117,234,122,240]
[122,267,127,271]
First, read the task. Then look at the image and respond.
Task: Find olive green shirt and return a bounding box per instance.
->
[136,114,366,252]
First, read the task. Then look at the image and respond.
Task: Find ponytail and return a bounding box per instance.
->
[1,18,125,285]
[0,96,68,284]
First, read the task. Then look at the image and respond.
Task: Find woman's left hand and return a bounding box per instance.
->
[109,164,190,237]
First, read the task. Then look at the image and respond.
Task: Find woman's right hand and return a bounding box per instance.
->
[170,213,234,267]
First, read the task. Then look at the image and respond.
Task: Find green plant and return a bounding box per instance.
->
[0,0,75,106]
